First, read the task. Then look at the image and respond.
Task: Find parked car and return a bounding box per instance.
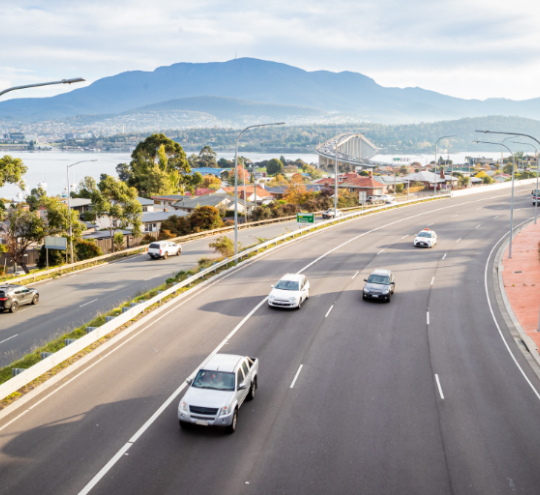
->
[413,228,438,248]
[366,196,386,205]
[322,208,342,219]
[532,189,540,206]
[148,241,181,259]
[0,284,39,313]
[362,269,395,302]
[178,354,259,433]
[268,273,310,309]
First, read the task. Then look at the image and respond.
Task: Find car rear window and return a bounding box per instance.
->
[149,243,160,249]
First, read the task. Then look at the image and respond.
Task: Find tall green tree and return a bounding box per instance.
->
[90,176,142,253]
[199,146,218,168]
[0,155,28,189]
[26,187,47,211]
[267,158,284,175]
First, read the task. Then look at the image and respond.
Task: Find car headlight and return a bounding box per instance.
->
[383,288,390,294]
[364,288,371,293]
[219,406,229,416]
[180,401,188,411]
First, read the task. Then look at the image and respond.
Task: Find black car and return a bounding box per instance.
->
[362,269,395,302]
[0,284,39,313]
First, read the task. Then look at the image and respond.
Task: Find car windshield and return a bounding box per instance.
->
[275,280,300,291]
[192,370,235,391]
[368,275,390,284]
[418,232,433,238]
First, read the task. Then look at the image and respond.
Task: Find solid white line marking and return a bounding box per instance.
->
[401,235,409,239]
[325,305,334,318]
[456,238,462,243]
[290,364,303,388]
[476,224,481,228]
[494,215,499,219]
[377,249,385,255]
[427,312,430,325]
[484,219,540,402]
[352,271,359,279]
[435,374,444,400]
[442,253,447,260]
[80,299,98,308]
[0,334,18,345]
[431,277,435,285]
[144,274,160,281]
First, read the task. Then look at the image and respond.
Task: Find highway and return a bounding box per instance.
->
[0,218,315,367]
[1,188,540,495]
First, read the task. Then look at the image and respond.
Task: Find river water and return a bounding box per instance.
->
[0,150,506,200]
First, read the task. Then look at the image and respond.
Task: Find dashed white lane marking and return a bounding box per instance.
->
[427,223,434,226]
[290,364,303,388]
[494,215,500,219]
[325,305,334,318]
[0,334,18,345]
[401,235,409,239]
[377,249,385,255]
[431,277,435,285]
[435,374,445,400]
[427,312,430,325]
[144,274,160,281]
[476,224,481,228]
[80,299,98,308]
[442,253,447,260]
[476,207,482,210]
[352,271,359,279]
[456,238,462,243]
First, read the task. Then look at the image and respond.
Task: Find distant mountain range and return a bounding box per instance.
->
[2,58,540,124]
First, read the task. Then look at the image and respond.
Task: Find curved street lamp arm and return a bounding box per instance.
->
[0,78,85,98]
[476,130,540,148]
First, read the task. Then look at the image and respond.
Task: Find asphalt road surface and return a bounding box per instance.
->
[1,187,540,495]
[0,218,319,366]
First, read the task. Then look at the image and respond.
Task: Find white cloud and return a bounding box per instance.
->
[1,0,539,101]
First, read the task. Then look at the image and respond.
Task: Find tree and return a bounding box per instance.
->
[267,174,289,187]
[209,235,235,258]
[90,176,142,253]
[116,163,131,182]
[399,165,409,175]
[0,155,28,189]
[131,133,189,171]
[301,163,322,180]
[75,176,98,198]
[76,239,103,261]
[284,174,312,208]
[0,205,46,273]
[234,164,248,185]
[199,146,218,168]
[26,187,47,211]
[201,174,221,191]
[267,158,284,175]
[179,171,203,195]
[114,232,125,251]
[189,206,224,232]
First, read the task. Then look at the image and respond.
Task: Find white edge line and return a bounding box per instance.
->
[352,271,359,279]
[484,221,540,401]
[377,249,385,255]
[435,374,445,400]
[0,334,18,345]
[290,364,303,389]
[427,312,430,325]
[325,305,334,318]
[79,299,98,308]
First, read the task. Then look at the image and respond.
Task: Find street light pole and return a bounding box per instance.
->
[434,135,456,197]
[67,160,97,263]
[234,122,285,256]
[512,141,539,225]
[474,140,516,258]
[0,78,85,98]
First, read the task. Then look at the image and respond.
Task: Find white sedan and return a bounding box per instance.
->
[268,274,310,309]
[414,229,437,248]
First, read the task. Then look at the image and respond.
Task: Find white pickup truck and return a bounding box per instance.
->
[178,354,259,433]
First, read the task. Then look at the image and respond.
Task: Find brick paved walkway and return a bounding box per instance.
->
[502,221,540,349]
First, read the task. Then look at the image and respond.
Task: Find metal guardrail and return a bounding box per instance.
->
[0,193,449,402]
[3,204,384,286]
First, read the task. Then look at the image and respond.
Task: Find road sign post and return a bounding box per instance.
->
[297,213,314,229]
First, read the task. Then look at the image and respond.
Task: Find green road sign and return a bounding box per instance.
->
[297,213,314,224]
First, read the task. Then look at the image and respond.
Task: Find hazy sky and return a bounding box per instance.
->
[1,0,539,102]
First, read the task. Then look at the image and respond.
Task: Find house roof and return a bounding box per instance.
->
[220,186,273,198]
[142,210,188,223]
[265,185,329,194]
[83,229,131,240]
[137,196,153,206]
[151,194,187,201]
[340,177,386,188]
[172,193,234,209]
[402,171,450,183]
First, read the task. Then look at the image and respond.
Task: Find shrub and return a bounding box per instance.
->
[36,245,67,269]
[114,233,124,251]
[75,239,103,261]
[209,236,236,258]
[140,234,155,245]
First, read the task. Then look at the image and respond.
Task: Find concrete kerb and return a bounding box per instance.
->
[0,194,449,406]
[495,219,540,369]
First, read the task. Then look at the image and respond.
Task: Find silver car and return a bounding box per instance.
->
[178,354,259,433]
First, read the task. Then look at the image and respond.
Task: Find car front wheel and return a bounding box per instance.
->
[227,409,238,434]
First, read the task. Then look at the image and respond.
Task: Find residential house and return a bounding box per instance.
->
[339,172,389,196]
[220,185,274,204]
[265,184,329,200]
[402,170,457,190]
[137,197,154,212]
[172,193,256,214]
[142,210,188,233]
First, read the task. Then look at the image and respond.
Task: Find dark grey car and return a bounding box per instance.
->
[362,269,395,302]
[0,284,39,313]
